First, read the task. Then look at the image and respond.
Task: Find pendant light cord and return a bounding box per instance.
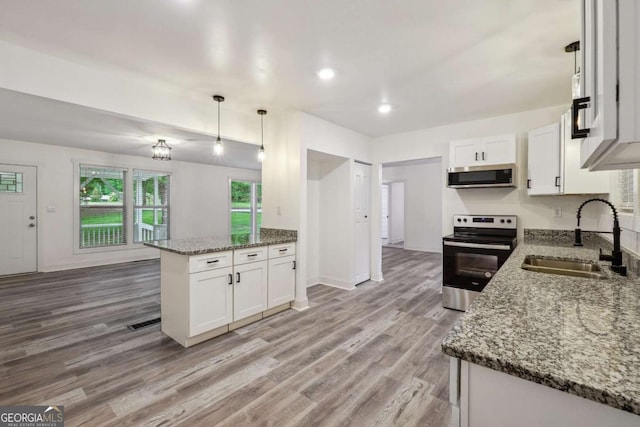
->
[261,114,264,147]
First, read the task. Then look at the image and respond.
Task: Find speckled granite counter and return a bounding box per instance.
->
[144,228,297,255]
[442,232,640,415]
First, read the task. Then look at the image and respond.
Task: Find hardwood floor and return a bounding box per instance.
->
[0,248,460,426]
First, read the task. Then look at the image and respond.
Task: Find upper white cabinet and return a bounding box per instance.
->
[450,134,516,168]
[528,111,609,196]
[578,0,640,170]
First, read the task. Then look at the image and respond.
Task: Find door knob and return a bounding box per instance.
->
[29,216,35,220]
[28,223,36,228]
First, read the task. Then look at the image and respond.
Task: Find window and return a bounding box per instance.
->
[616,170,635,213]
[0,172,23,193]
[230,180,261,235]
[133,170,170,243]
[79,165,126,248]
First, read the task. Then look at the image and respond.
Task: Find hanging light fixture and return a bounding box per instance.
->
[257,109,267,162]
[212,95,225,156]
[152,139,172,160]
[565,41,580,99]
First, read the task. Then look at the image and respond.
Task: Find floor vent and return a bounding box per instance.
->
[127,317,161,331]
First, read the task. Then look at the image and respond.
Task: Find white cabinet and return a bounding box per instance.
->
[527,112,609,196]
[579,0,640,170]
[527,123,561,195]
[268,256,295,309]
[233,260,268,321]
[189,267,233,336]
[450,134,516,168]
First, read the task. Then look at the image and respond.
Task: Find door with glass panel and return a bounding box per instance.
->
[134,170,170,242]
[230,180,262,235]
[0,164,37,275]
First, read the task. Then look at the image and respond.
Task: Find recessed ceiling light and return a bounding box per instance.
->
[378,104,392,114]
[317,68,335,80]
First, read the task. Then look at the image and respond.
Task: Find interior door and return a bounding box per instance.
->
[381,184,390,240]
[354,162,371,284]
[0,164,37,275]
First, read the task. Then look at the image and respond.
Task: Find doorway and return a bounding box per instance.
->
[0,164,37,275]
[382,182,405,249]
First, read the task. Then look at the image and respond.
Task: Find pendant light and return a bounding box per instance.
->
[212,95,225,156]
[565,41,580,99]
[257,109,267,162]
[152,139,172,160]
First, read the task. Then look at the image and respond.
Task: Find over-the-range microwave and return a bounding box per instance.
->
[447,163,517,189]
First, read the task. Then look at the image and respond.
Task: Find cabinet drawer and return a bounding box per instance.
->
[269,242,296,259]
[234,246,268,265]
[189,250,233,274]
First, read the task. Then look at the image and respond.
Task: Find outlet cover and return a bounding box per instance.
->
[553,208,562,217]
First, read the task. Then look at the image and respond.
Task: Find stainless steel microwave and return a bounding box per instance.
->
[447,164,517,189]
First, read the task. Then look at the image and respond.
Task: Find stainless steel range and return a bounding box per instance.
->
[442,214,517,311]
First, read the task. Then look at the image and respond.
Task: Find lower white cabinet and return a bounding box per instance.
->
[189,267,233,336]
[268,255,296,309]
[233,260,268,321]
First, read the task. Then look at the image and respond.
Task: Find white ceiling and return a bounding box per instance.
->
[0,88,262,170]
[0,0,579,137]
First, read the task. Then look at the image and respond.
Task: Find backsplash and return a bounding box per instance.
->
[260,228,298,239]
[524,228,640,276]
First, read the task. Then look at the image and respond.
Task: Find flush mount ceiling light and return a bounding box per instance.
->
[152,139,172,161]
[317,68,335,80]
[378,103,392,114]
[257,109,267,162]
[212,94,225,156]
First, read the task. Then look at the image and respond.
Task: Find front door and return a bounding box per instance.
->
[0,164,37,275]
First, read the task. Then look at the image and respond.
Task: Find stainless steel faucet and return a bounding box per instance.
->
[574,198,627,276]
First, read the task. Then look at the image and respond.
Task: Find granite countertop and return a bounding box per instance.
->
[144,230,296,255]
[441,236,640,415]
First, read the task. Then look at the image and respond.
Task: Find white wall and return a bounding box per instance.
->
[0,138,260,272]
[306,159,320,286]
[372,105,607,240]
[383,158,443,252]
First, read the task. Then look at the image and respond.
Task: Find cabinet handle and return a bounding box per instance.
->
[278,248,288,252]
[228,273,233,285]
[206,259,220,264]
[236,272,241,283]
[475,152,478,161]
[293,260,296,270]
[527,179,531,189]
[482,152,485,161]
[571,97,591,138]
[555,176,561,187]
[247,253,258,257]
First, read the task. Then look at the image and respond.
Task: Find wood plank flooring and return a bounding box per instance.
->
[0,248,460,426]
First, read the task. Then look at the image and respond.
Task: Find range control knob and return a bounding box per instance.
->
[457,218,462,222]
[463,218,467,223]
[507,219,512,224]
[500,219,505,224]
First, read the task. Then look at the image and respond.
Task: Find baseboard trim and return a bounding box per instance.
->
[318,276,356,291]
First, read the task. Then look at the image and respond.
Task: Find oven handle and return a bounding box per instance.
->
[443,241,511,251]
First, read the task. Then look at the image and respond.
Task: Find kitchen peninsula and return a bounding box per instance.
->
[145,228,297,347]
[442,230,640,427]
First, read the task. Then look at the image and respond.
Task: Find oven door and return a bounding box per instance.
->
[443,240,512,292]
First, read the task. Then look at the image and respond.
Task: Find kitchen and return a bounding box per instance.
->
[0,1,639,426]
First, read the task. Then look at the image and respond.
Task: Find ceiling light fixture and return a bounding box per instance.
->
[317,68,335,80]
[212,94,225,156]
[257,109,267,162]
[378,103,392,114]
[152,139,172,161]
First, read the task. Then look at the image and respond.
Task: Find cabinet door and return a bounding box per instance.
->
[450,139,481,168]
[189,267,233,336]
[268,255,295,309]
[481,134,516,165]
[233,260,268,321]
[579,0,618,167]
[528,124,561,196]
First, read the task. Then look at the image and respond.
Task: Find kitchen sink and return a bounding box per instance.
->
[521,256,603,279]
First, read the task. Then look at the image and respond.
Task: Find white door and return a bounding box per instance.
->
[0,165,37,275]
[267,255,295,309]
[381,184,390,240]
[528,123,562,195]
[481,134,516,165]
[449,139,480,168]
[189,267,233,336]
[354,163,371,285]
[233,260,268,321]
